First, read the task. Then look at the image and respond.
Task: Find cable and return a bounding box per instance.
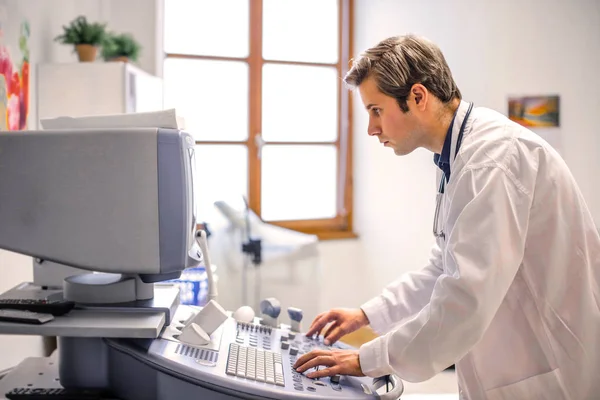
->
[195,230,217,302]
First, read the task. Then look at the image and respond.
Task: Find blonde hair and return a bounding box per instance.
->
[344,35,461,112]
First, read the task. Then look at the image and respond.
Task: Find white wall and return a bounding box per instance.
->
[0,0,160,371]
[321,0,600,305]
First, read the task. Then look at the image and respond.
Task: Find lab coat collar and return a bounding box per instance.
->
[434,110,457,182]
[448,100,473,178]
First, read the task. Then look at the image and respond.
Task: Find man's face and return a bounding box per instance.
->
[358,76,421,156]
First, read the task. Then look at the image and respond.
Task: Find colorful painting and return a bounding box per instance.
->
[508,95,559,128]
[0,17,29,131]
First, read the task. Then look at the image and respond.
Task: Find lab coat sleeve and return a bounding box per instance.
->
[360,244,444,335]
[359,166,532,381]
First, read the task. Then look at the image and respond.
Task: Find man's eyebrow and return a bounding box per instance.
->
[366,103,378,110]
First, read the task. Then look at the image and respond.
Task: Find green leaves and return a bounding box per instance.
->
[54,16,107,46]
[19,21,30,62]
[54,15,144,64]
[101,32,142,62]
[20,21,30,39]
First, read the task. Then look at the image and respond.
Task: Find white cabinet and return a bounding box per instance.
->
[36,62,163,128]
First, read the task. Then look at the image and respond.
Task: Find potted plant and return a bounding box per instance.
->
[101,32,142,63]
[54,16,107,62]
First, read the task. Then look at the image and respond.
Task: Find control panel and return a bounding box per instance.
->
[149,301,403,399]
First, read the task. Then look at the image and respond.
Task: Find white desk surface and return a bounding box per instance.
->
[0,309,165,338]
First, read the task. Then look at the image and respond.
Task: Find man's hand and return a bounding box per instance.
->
[293,349,364,378]
[306,308,369,345]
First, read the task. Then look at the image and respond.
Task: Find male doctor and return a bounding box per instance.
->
[293,35,600,399]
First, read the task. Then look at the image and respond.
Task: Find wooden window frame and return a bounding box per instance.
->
[165,0,355,240]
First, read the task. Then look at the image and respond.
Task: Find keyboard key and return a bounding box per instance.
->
[274,362,283,375]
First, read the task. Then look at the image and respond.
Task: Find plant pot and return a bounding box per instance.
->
[76,44,97,62]
[109,56,130,63]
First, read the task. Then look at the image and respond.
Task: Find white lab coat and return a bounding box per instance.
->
[358,101,600,399]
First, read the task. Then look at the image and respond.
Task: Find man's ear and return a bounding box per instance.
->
[411,84,427,110]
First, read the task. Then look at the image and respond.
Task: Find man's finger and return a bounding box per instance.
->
[307,365,340,379]
[305,320,327,338]
[323,324,345,346]
[293,349,329,369]
[306,312,337,337]
[295,355,335,373]
[321,321,340,342]
[306,313,335,337]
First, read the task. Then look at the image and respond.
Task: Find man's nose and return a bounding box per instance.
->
[367,121,380,136]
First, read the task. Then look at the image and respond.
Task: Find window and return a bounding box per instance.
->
[164,0,354,240]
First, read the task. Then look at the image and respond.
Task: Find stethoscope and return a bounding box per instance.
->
[433,102,474,240]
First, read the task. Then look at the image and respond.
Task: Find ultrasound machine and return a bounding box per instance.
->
[0,127,404,399]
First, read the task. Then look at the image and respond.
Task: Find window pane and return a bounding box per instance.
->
[194,145,248,225]
[164,0,249,57]
[263,0,338,63]
[261,145,337,221]
[262,64,338,142]
[164,59,248,141]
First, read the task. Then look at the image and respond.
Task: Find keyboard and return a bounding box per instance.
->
[226,343,285,386]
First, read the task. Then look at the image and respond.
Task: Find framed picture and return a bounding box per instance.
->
[0,5,30,131]
[508,95,560,128]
